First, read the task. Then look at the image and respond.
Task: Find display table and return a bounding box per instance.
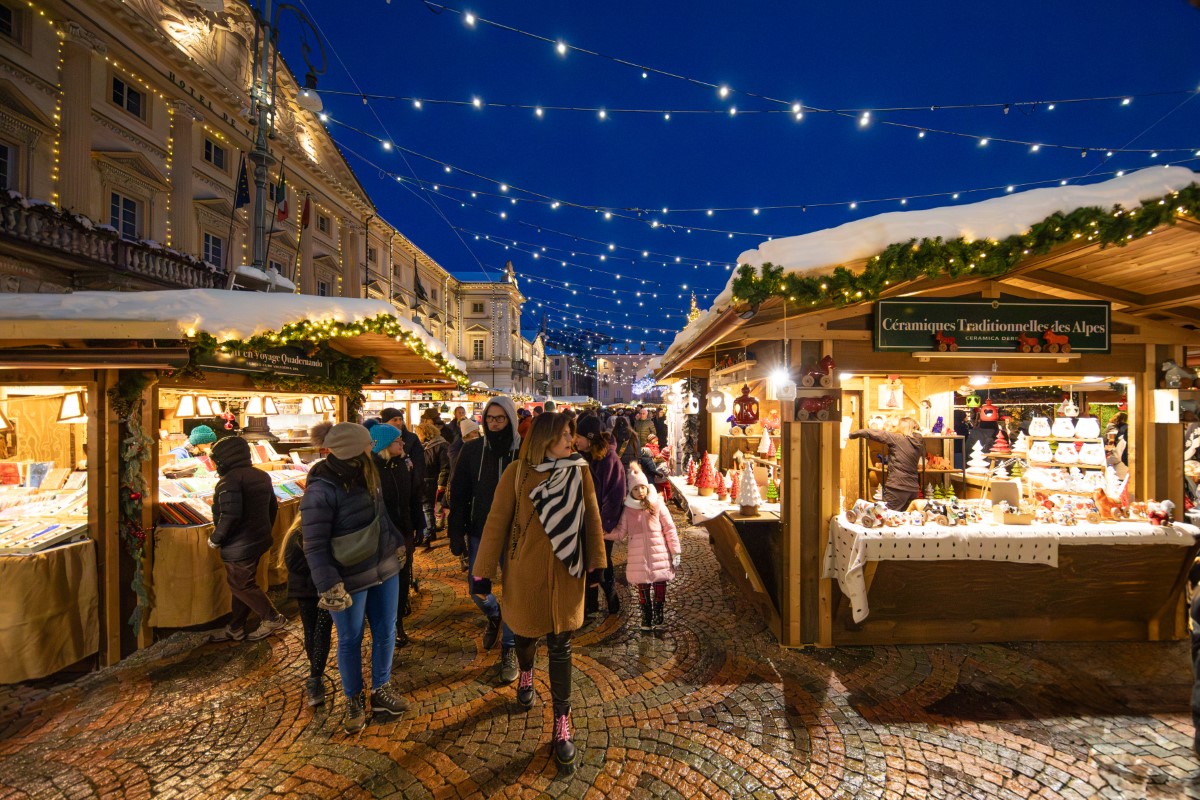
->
[669,477,780,524]
[149,498,297,628]
[823,516,1200,645]
[0,540,98,683]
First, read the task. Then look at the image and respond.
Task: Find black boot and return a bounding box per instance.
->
[653,599,665,627]
[551,707,577,774]
[584,586,599,616]
[639,601,653,631]
[305,675,325,707]
[605,585,621,616]
[395,617,409,649]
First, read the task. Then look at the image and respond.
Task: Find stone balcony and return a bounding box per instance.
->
[0,193,222,291]
[511,359,531,377]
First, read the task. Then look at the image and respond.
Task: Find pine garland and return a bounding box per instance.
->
[107,373,153,632]
[731,185,1200,309]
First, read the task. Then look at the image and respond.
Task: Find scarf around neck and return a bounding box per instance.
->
[529,453,588,577]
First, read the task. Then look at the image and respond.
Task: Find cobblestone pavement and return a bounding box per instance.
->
[2,511,1200,799]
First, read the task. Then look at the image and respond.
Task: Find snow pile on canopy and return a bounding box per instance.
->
[0,289,465,370]
[665,166,1198,363]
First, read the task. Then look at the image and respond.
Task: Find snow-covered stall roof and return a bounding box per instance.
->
[0,289,466,373]
[664,167,1198,364]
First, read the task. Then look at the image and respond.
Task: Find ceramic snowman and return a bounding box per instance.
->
[1029,417,1052,437]
[1074,417,1101,439]
[1051,417,1076,439]
[1028,440,1054,463]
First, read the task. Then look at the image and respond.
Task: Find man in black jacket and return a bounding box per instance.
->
[448,396,521,683]
[207,436,284,642]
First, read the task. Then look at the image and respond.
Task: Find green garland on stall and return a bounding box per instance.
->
[731,184,1200,309]
[107,372,153,632]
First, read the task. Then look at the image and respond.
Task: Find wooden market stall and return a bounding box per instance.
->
[0,290,468,680]
[659,168,1200,648]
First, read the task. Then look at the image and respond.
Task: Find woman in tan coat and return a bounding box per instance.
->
[474,412,607,776]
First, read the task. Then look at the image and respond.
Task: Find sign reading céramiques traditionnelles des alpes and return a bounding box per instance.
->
[874,298,1111,352]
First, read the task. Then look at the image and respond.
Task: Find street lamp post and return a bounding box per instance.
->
[226,0,326,291]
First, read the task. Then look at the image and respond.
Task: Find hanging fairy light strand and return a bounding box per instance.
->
[415,1,1197,156]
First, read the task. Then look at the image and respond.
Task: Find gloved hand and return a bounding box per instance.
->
[672,553,682,568]
[207,538,220,550]
[317,582,352,612]
[396,545,407,571]
[470,575,492,595]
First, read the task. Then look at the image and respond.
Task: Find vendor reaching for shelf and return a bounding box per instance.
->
[849,417,924,511]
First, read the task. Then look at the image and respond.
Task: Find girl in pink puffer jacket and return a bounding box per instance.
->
[605,465,681,631]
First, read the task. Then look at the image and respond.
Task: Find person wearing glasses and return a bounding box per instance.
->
[448,397,523,685]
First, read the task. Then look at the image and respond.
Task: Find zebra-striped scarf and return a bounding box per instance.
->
[530,454,588,577]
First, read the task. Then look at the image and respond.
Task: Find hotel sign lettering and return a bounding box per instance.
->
[874,299,1111,353]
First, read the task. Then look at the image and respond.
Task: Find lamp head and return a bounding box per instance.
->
[296,72,323,112]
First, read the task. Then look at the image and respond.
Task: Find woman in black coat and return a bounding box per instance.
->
[370,423,423,647]
[283,525,332,707]
[612,416,641,470]
[300,423,409,733]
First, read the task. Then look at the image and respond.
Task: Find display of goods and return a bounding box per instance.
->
[979,399,1000,422]
[989,430,1011,454]
[1051,417,1076,438]
[695,452,717,496]
[715,472,729,500]
[1079,442,1106,466]
[1054,443,1079,464]
[966,441,989,475]
[1028,441,1054,463]
[738,467,762,515]
[757,429,772,455]
[1029,417,1052,437]
[1074,417,1101,439]
[1012,432,1029,453]
[732,385,761,427]
[0,519,88,554]
[686,458,696,485]
[930,416,945,434]
[765,473,778,502]
[729,470,739,502]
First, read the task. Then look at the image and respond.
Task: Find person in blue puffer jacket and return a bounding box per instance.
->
[300,422,409,734]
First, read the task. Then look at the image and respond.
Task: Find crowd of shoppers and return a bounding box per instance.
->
[207,399,678,773]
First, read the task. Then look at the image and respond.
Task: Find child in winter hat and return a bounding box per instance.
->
[604,465,681,631]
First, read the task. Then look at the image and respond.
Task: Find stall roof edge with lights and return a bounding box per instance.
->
[657,166,1200,650]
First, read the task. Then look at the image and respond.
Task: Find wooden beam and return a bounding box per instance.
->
[1017,269,1147,306]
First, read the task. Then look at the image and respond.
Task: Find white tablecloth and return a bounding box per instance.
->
[668,477,780,524]
[823,517,1199,623]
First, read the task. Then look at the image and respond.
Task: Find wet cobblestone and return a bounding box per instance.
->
[2,510,1200,798]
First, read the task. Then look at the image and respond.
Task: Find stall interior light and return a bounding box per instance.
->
[1082,376,1105,383]
[323,396,336,412]
[838,372,855,382]
[245,395,265,416]
[969,375,990,386]
[57,391,87,424]
[196,395,213,417]
[0,407,11,432]
[298,396,317,416]
[174,393,199,419]
[263,396,279,416]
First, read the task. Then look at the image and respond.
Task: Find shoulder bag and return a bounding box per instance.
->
[331,497,382,567]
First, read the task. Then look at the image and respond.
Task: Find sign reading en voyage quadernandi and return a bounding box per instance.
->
[874,298,1111,353]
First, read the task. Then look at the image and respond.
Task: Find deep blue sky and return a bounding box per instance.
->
[281,0,1200,347]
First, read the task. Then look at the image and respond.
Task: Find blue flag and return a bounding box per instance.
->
[234,155,250,210]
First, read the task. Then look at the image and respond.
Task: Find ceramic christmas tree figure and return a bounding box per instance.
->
[990,429,1011,455]
[686,457,697,485]
[966,440,989,475]
[738,467,762,516]
[716,471,729,501]
[768,436,778,462]
[1012,431,1029,454]
[729,470,740,502]
[757,428,771,456]
[695,452,716,496]
[765,471,779,502]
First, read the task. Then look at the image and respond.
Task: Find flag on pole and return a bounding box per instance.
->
[300,195,312,229]
[234,155,251,210]
[414,268,429,302]
[275,171,289,222]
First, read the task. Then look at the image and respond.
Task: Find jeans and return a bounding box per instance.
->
[297,597,332,680]
[513,630,573,716]
[222,555,278,632]
[467,535,514,649]
[330,574,399,698]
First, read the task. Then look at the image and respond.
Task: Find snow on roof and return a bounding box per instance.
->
[0,289,465,371]
[665,167,1198,364]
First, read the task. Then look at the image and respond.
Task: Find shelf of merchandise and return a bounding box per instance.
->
[711,359,758,379]
[1028,436,1105,443]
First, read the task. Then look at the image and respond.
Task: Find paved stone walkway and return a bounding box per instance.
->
[2,512,1200,799]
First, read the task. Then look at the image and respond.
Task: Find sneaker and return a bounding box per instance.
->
[498,647,519,684]
[516,668,535,710]
[247,613,287,641]
[344,692,367,733]
[482,614,502,650]
[370,683,409,718]
[207,625,245,643]
[305,676,325,707]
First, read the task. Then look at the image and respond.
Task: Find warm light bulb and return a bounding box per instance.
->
[464,11,476,25]
[859,111,870,126]
[556,41,567,55]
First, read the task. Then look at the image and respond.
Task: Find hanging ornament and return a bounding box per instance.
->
[979,398,1000,422]
[1060,393,1079,418]
[685,391,701,415]
[776,373,797,401]
[732,384,760,428]
[706,389,727,414]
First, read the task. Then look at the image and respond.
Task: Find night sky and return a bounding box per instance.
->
[278,0,1200,349]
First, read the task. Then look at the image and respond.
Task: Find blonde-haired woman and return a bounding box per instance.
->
[473,412,607,776]
[848,416,924,511]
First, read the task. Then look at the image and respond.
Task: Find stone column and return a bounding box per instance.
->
[168,102,202,254]
[298,204,315,294]
[59,23,105,214]
[340,220,362,298]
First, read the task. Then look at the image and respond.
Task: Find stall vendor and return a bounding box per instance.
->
[169,424,217,461]
[848,417,924,511]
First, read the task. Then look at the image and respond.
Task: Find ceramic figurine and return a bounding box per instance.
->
[1029,417,1052,437]
[931,416,945,434]
[1051,416,1076,439]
